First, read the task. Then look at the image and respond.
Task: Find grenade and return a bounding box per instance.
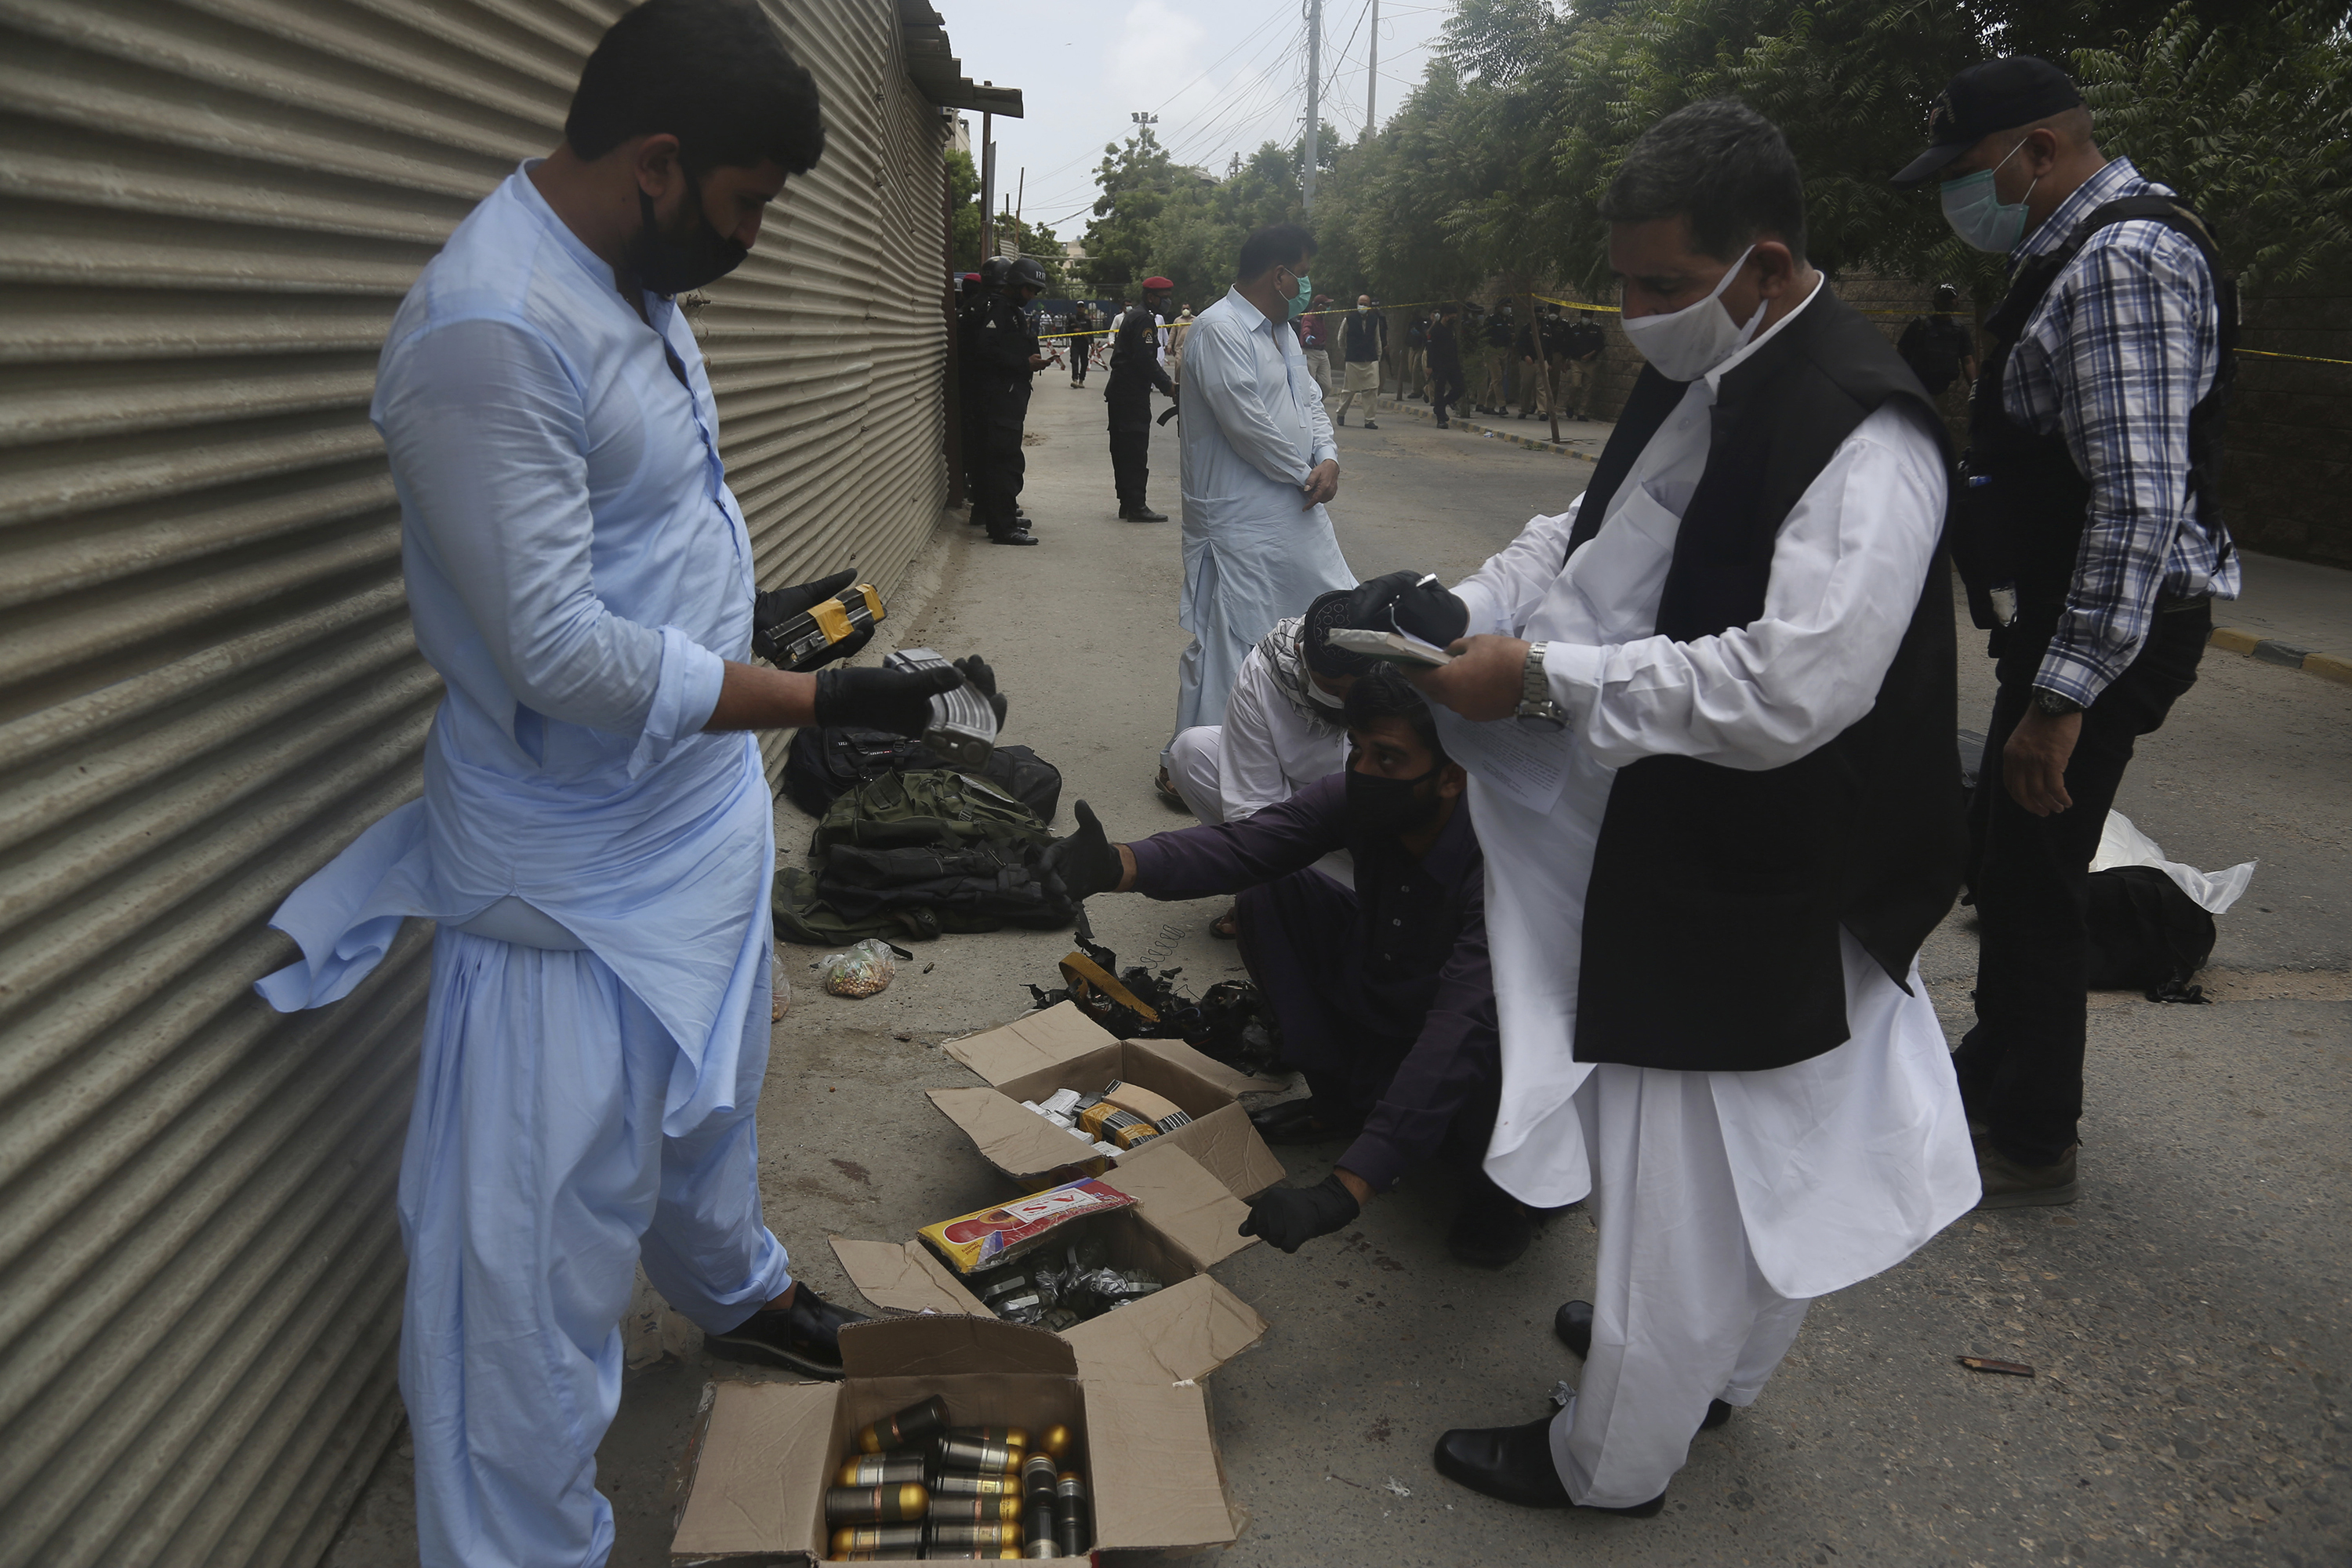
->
[928,1494,1022,1523]
[930,1469,1020,1498]
[856,1395,950,1455]
[837,1453,927,1487]
[942,1425,1029,1451]
[822,1483,927,1526]
[1035,1424,1074,1461]
[1024,1497,1058,1555]
[925,1519,1022,1552]
[1054,1472,1090,1558]
[934,1436,1023,1474]
[829,1523,924,1557]
[1022,1451,1059,1504]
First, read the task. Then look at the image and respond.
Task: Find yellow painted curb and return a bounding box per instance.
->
[2305,652,2352,687]
[2208,626,2261,655]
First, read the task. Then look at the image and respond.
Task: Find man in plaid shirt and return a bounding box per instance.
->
[1894,56,2238,1208]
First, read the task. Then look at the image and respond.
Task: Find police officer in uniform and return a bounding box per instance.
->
[1107,274,1178,520]
[971,256,1047,546]
[956,265,992,518]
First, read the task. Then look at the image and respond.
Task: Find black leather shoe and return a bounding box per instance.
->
[1554,1298,1593,1358]
[989,528,1040,546]
[1448,1196,1534,1269]
[1247,1098,1359,1145]
[703,1284,867,1379]
[1120,506,1168,522]
[1554,1301,1733,1432]
[1432,1419,1664,1515]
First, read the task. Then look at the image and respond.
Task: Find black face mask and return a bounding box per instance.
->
[1346,760,1443,840]
[626,177,747,298]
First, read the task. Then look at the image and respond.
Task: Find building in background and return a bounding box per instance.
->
[0,2,1014,1564]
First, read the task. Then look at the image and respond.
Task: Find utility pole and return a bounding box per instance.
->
[1303,0,1321,216]
[979,96,995,267]
[1014,166,1025,231]
[1365,0,1378,132]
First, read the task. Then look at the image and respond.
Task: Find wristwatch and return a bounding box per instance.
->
[2031,688,2084,718]
[1516,641,1566,728]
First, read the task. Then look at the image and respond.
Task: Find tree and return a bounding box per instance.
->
[1081,127,1179,301]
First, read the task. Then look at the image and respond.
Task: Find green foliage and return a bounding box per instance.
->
[1079,0,2349,314]
[949,146,1068,290]
[2076,0,2352,289]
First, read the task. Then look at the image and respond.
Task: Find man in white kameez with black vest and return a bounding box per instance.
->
[1350,100,1980,1517]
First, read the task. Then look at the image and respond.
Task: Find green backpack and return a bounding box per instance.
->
[774,769,1071,946]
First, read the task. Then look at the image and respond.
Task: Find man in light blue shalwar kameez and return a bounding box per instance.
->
[252,5,966,1564]
[1165,222,1355,789]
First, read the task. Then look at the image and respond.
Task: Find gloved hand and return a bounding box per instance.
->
[812,663,961,737]
[1040,800,1124,902]
[1238,1174,1361,1254]
[751,569,874,672]
[1347,569,1469,648]
[953,655,1011,725]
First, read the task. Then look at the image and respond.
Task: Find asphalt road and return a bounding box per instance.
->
[327,376,2349,1568]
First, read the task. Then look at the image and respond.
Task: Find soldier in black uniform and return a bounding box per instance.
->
[1106,274,1177,521]
[956,263,994,521]
[970,256,1046,546]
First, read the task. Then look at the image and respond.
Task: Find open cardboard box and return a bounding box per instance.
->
[930,1002,1287,1200]
[828,1141,1266,1385]
[671,1298,1257,1563]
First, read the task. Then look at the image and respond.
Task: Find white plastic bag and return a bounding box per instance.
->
[818,938,898,998]
[2089,811,2256,914]
[771,949,793,1021]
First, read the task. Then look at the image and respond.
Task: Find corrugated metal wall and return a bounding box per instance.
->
[0,2,952,1563]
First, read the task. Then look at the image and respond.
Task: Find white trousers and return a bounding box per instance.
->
[398,927,792,1568]
[1547,1063,1813,1508]
[1166,724,1228,823]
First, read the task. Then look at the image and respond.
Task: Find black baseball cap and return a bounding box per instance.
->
[1891,56,2084,187]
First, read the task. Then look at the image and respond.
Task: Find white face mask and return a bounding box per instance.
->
[1617,243,1766,382]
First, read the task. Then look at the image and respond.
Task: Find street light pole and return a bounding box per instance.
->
[1365,0,1377,132]
[1303,0,1320,216]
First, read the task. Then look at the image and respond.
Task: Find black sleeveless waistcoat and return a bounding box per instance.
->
[1566,287,1964,1072]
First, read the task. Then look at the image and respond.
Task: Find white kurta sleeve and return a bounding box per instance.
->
[1541,404,1947,771]
[1191,318,1315,488]
[379,317,726,748]
[1453,494,1587,636]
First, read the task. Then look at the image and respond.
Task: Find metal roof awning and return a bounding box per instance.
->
[898,0,1022,115]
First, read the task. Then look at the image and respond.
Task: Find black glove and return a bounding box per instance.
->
[953,655,1010,725]
[751,569,874,672]
[811,663,961,738]
[1347,568,1469,648]
[1040,800,1124,902]
[1238,1174,1361,1254]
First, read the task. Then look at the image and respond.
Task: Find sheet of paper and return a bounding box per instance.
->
[1430,703,1571,815]
[1326,627,1454,667]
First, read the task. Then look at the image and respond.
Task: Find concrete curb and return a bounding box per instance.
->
[1368,393,1599,462]
[2209,626,2352,686]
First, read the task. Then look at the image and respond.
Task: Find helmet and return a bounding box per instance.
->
[979,256,1010,287]
[1009,256,1049,291]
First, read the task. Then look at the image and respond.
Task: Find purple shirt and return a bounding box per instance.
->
[1126,773,1498,1191]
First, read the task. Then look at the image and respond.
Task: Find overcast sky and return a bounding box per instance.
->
[933,0,1455,240]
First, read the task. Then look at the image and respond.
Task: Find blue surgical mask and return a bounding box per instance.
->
[1940,140,2039,253]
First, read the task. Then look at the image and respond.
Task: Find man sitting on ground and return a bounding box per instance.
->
[1048,670,1526,1266]
[1163,590,1379,932]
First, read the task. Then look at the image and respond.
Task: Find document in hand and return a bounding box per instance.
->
[1325,627,1456,667]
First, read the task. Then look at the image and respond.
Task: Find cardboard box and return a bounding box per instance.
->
[671,1307,1256,1563]
[829,1141,1265,1384]
[931,1003,1287,1200]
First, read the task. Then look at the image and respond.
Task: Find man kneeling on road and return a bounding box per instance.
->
[1048,670,1527,1266]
